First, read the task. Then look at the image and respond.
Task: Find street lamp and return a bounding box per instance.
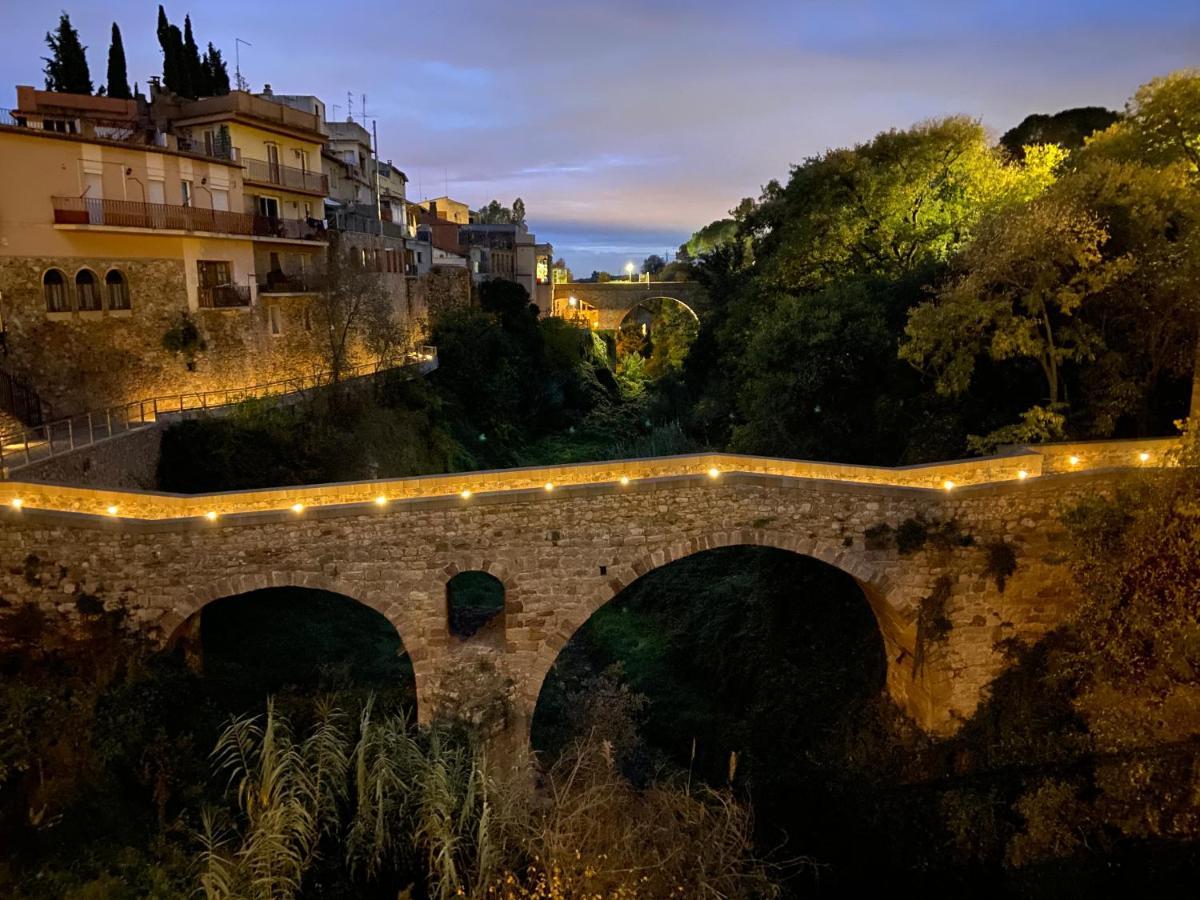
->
[568,295,578,307]
[625,262,635,282]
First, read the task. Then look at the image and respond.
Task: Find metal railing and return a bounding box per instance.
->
[0,347,438,476]
[198,284,252,308]
[243,156,328,194]
[0,369,46,433]
[1,109,237,163]
[51,196,328,244]
[328,210,409,240]
[258,273,318,294]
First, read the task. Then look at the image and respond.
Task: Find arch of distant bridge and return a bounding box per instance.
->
[551,281,708,330]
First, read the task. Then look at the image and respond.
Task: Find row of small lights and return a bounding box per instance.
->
[3,454,1156,516]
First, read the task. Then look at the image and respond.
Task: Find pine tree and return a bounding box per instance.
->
[43,13,93,94]
[206,43,231,95]
[105,23,132,99]
[182,15,203,97]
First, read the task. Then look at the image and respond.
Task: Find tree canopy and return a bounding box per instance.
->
[43,13,93,95]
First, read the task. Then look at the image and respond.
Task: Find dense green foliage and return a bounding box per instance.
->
[999,106,1120,160]
[684,73,1199,464]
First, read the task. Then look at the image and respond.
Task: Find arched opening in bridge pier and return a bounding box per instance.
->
[530,545,898,889]
[614,296,699,378]
[447,570,506,641]
[171,587,416,715]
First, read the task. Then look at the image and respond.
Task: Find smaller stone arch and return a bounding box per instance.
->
[446,570,506,641]
[439,557,518,642]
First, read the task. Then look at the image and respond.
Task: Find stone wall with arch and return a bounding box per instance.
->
[551,281,708,330]
[0,459,1146,746]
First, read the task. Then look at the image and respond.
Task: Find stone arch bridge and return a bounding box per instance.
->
[551,281,707,330]
[0,438,1178,745]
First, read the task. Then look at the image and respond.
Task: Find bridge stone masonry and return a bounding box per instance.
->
[0,437,1180,746]
[551,281,708,330]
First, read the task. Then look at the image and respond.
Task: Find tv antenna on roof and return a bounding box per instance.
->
[234,38,251,92]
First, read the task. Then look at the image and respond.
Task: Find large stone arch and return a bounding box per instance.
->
[616,294,701,325]
[522,529,921,739]
[160,570,426,719]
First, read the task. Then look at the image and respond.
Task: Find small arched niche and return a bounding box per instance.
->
[446,571,505,641]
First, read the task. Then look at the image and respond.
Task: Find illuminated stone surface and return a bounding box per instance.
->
[0,439,1179,746]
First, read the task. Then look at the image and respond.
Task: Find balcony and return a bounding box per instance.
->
[52,196,328,244]
[173,92,323,138]
[2,108,237,164]
[198,284,252,308]
[328,210,409,240]
[243,156,328,195]
[258,272,318,294]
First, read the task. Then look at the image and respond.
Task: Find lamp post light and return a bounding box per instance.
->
[625,262,635,282]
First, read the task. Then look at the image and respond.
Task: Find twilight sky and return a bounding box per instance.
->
[2,1,1198,274]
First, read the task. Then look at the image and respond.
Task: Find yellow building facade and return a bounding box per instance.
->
[0,92,331,419]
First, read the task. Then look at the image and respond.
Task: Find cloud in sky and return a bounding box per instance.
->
[2,0,1197,273]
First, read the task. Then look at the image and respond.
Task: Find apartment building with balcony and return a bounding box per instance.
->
[0,87,332,417]
[149,84,330,303]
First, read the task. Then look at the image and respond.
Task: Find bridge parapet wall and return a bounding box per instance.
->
[0,440,1176,522]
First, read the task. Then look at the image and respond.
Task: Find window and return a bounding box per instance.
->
[181,179,193,207]
[211,188,230,212]
[197,260,232,288]
[257,196,280,219]
[268,305,282,336]
[297,149,309,173]
[147,179,165,205]
[43,269,69,312]
[76,269,101,311]
[105,269,131,310]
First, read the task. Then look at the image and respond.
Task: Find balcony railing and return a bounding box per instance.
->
[198,284,252,308]
[328,210,409,239]
[258,272,318,294]
[243,156,328,194]
[51,196,328,244]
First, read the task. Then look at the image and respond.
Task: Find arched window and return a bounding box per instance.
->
[105,269,131,310]
[75,269,100,311]
[43,268,69,312]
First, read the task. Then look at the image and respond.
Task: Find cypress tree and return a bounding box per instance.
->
[182,15,203,97]
[206,43,231,95]
[43,13,93,94]
[105,23,132,99]
[163,24,185,95]
[157,6,181,94]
